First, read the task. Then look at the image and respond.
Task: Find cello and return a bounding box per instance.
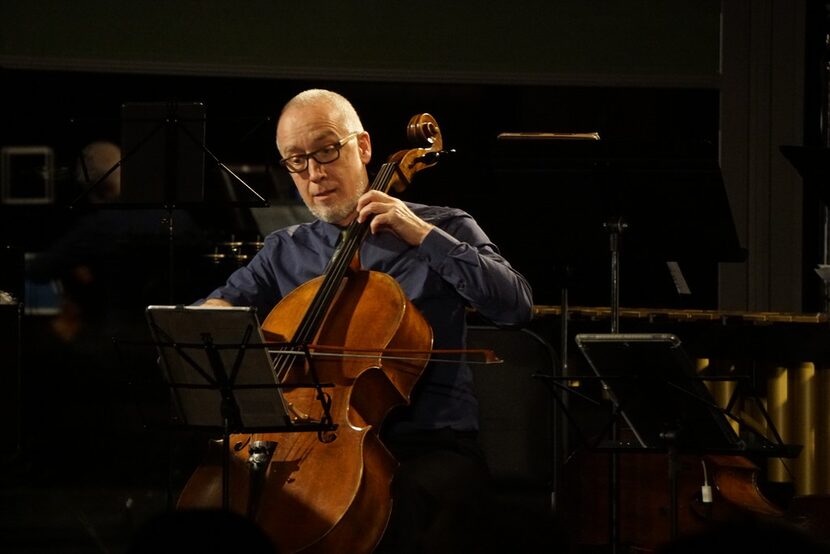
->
[177,114,446,553]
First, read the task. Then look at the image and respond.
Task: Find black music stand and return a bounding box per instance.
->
[67,102,268,306]
[574,332,800,541]
[489,141,746,552]
[145,305,336,511]
[71,102,268,209]
[488,143,746,315]
[120,102,207,206]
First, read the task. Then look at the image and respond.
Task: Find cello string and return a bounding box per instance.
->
[286,160,397,343]
[288,161,395,343]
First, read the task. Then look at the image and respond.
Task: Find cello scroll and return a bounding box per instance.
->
[387,113,445,193]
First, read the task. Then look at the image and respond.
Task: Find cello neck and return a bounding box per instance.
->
[292,160,400,346]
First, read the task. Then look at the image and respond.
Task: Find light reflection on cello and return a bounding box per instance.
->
[179,89,534,553]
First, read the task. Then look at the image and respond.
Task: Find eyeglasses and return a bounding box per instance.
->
[278,131,361,173]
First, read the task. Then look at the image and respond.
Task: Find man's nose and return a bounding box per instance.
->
[307,158,327,180]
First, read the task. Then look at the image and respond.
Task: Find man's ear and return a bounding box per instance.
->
[358,131,372,164]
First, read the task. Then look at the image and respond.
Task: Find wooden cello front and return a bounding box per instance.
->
[177,114,446,553]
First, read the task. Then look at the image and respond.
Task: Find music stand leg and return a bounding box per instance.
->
[603,217,627,552]
[604,216,627,334]
[555,271,570,513]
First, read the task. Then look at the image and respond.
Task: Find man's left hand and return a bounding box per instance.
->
[356,190,434,246]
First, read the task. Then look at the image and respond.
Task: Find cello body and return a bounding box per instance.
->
[177,270,432,553]
[178,114,443,552]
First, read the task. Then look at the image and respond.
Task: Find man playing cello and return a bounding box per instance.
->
[198,88,533,553]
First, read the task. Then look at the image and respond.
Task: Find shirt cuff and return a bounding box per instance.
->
[418,226,458,268]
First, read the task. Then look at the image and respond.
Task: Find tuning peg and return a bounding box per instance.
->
[416,149,457,164]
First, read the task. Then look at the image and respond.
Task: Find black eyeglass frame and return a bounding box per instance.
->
[278,131,361,173]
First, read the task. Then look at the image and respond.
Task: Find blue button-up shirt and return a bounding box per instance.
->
[204,202,533,434]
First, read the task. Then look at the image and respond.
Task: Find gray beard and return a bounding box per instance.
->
[308,184,366,224]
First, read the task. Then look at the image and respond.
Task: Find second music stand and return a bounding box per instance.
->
[574,332,799,542]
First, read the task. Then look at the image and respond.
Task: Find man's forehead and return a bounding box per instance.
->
[277,109,344,148]
[278,127,340,154]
